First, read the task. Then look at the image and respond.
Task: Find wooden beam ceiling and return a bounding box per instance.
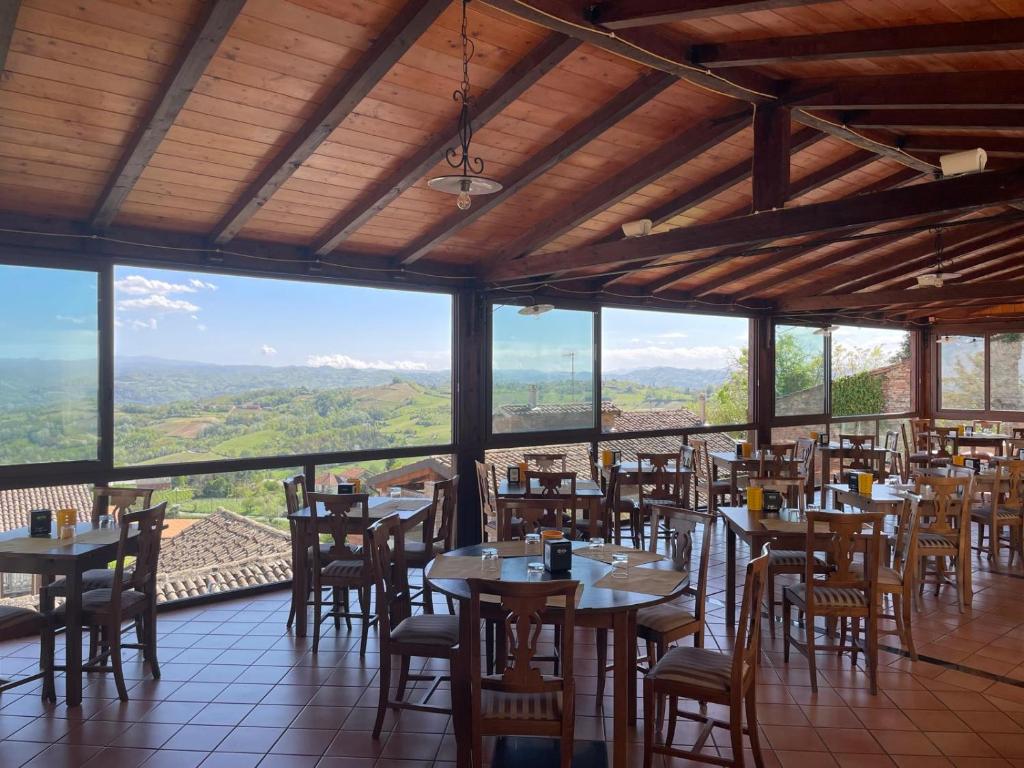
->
[845,110,1024,132]
[90,0,246,230]
[902,136,1024,158]
[751,105,790,213]
[487,166,1024,282]
[397,70,676,266]
[784,72,1024,110]
[209,0,455,245]
[791,112,936,174]
[590,0,824,29]
[693,19,1024,68]
[487,109,751,262]
[0,0,19,73]
[311,33,580,257]
[780,280,1024,312]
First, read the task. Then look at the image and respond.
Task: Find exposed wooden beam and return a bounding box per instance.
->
[487,109,751,263]
[590,0,823,29]
[792,111,936,173]
[784,72,1024,110]
[694,19,1024,68]
[90,0,246,230]
[209,0,453,245]
[780,280,1024,312]
[480,0,776,102]
[752,104,790,212]
[846,110,1024,132]
[310,33,579,257]
[902,136,1024,158]
[0,0,19,72]
[397,70,676,265]
[487,166,1024,282]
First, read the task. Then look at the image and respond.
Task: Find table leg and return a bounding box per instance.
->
[627,610,637,724]
[821,450,829,503]
[65,568,83,707]
[295,521,308,639]
[612,611,630,768]
[726,525,737,630]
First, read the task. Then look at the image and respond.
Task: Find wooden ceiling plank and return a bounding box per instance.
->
[846,110,1024,132]
[0,1,18,72]
[791,111,935,173]
[780,280,1024,312]
[784,72,1024,110]
[209,0,455,246]
[695,18,1024,68]
[90,0,246,230]
[486,108,751,263]
[751,104,790,213]
[397,69,676,265]
[590,0,824,29]
[310,33,580,257]
[487,166,1024,282]
[902,136,1024,158]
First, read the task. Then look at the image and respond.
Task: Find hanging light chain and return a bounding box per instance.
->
[444,0,484,177]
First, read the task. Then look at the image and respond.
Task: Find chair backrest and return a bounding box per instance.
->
[803,509,884,598]
[690,437,712,484]
[476,460,499,538]
[367,513,409,642]
[637,452,682,505]
[882,430,903,478]
[523,453,567,472]
[758,445,800,479]
[523,470,576,497]
[648,506,713,624]
[92,486,155,525]
[909,418,937,452]
[282,474,307,516]
[734,552,769,693]
[599,465,621,539]
[892,493,922,582]
[111,502,167,615]
[466,578,577,697]
[306,492,371,569]
[497,497,573,539]
[423,476,458,551]
[839,434,875,449]
[678,444,694,471]
[840,446,879,477]
[994,460,1024,509]
[913,474,972,541]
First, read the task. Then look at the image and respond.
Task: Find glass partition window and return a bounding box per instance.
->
[830,326,912,416]
[0,265,99,465]
[491,305,595,434]
[990,333,1024,411]
[601,308,749,430]
[939,335,984,410]
[113,267,452,466]
[315,454,453,498]
[774,325,825,417]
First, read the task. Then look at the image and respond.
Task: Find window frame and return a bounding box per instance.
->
[934,328,1024,419]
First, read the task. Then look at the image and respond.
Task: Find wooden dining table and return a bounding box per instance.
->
[953,432,1010,456]
[599,460,693,503]
[426,540,687,768]
[816,442,891,491]
[828,481,905,515]
[497,478,605,537]
[0,522,137,706]
[709,451,761,501]
[288,496,432,638]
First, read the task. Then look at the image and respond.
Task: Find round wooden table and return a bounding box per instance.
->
[426,541,688,768]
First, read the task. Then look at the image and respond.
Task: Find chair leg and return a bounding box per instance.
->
[358,585,372,658]
[745,687,765,768]
[730,692,746,768]
[333,587,342,630]
[850,617,860,666]
[422,579,435,615]
[342,586,352,630]
[146,601,161,680]
[667,694,679,746]
[374,650,391,738]
[395,655,411,703]
[838,617,847,658]
[766,567,777,639]
[312,584,323,654]
[109,624,128,702]
[642,682,655,768]
[867,612,879,696]
[595,628,607,701]
[782,597,792,663]
[806,613,819,693]
[899,591,917,661]
[40,622,56,703]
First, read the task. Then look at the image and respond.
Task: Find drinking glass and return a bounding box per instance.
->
[589,537,605,549]
[611,553,629,579]
[59,524,75,542]
[527,561,544,581]
[481,548,500,576]
[389,486,401,498]
[525,533,541,553]
[97,514,113,530]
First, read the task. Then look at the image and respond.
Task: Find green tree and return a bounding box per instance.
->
[706,348,749,425]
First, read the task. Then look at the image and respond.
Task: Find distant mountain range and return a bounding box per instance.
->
[605,366,730,391]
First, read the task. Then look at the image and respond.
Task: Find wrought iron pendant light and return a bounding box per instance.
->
[427,0,501,210]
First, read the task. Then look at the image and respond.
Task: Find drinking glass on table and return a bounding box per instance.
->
[589,537,605,549]
[97,514,113,530]
[481,548,500,576]
[59,524,75,541]
[525,533,541,554]
[611,553,629,579]
[527,562,544,581]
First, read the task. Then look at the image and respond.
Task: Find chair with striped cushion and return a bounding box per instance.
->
[783,510,886,695]
[465,577,578,768]
[913,473,973,612]
[368,513,459,739]
[643,552,768,768]
[972,460,1024,567]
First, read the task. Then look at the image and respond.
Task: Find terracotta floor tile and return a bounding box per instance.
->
[762,725,829,753]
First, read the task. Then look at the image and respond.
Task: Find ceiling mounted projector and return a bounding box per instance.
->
[621,218,652,238]
[940,148,987,177]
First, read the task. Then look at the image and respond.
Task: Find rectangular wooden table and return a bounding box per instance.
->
[497,478,605,537]
[0,522,137,706]
[817,443,891,491]
[954,433,1010,456]
[709,452,761,501]
[827,482,905,515]
[289,496,432,638]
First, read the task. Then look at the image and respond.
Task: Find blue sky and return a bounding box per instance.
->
[0,265,98,360]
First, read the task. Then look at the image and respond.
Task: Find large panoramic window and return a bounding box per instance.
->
[990,333,1024,411]
[113,267,452,466]
[774,324,825,417]
[830,325,912,416]
[939,335,984,411]
[491,305,595,434]
[601,308,749,430]
[0,265,99,465]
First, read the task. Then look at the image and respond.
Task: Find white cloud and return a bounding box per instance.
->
[655,331,689,340]
[261,344,278,357]
[118,295,199,313]
[130,318,157,331]
[307,354,428,371]
[189,278,217,291]
[603,344,739,371]
[55,314,87,325]
[115,275,206,296]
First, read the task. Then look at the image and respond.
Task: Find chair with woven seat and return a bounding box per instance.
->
[643,552,768,768]
[406,476,457,614]
[368,513,460,739]
[0,606,54,699]
[914,473,973,612]
[45,502,166,702]
[692,437,732,517]
[783,509,885,694]
[305,492,376,655]
[636,452,685,550]
[971,460,1024,567]
[465,577,578,768]
[476,460,500,542]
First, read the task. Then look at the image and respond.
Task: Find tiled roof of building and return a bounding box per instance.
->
[498,401,620,416]
[0,484,92,533]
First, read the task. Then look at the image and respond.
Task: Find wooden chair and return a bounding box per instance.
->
[524,470,579,537]
[837,446,881,482]
[794,437,817,502]
[783,510,885,694]
[636,452,685,550]
[968,420,1003,461]
[643,552,769,768]
[598,464,637,545]
[1006,438,1024,460]
[883,429,905,481]
[305,492,375,655]
[46,503,167,701]
[0,607,54,699]
[866,493,922,661]
[971,460,1024,567]
[523,452,567,471]
[757,444,799,480]
[914,474,973,612]
[284,474,315,630]
[476,460,504,542]
[465,578,578,768]
[367,513,459,739]
[407,476,457,614]
[902,422,949,472]
[497,497,574,540]
[691,437,731,516]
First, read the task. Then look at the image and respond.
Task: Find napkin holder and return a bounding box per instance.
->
[30,508,52,537]
[544,539,572,574]
[762,489,784,515]
[507,465,521,484]
[337,482,355,494]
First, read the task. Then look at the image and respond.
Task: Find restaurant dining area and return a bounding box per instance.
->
[6,0,1024,766]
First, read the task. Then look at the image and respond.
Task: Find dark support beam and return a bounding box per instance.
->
[784,71,1024,109]
[694,19,1024,68]
[210,0,452,245]
[902,136,1024,157]
[792,111,935,173]
[780,280,1024,312]
[590,0,823,29]
[312,34,579,257]
[752,104,791,212]
[453,289,486,546]
[0,0,19,72]
[846,110,1024,132]
[488,110,751,263]
[397,70,676,265]
[90,0,246,230]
